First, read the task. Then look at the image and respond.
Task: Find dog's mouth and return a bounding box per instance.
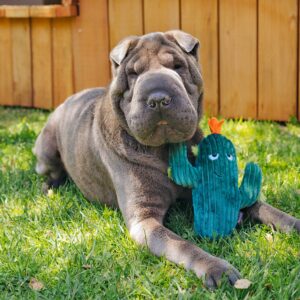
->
[135,123,194,146]
[127,111,198,146]
[157,120,168,126]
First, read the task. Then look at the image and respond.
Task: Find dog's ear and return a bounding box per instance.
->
[110,36,138,71]
[165,30,199,60]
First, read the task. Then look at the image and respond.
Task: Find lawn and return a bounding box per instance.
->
[0,106,299,299]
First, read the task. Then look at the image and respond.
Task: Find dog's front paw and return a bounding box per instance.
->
[204,258,241,289]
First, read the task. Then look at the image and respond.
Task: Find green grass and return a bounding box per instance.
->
[0,106,299,299]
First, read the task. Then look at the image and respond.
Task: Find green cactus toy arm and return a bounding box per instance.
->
[239,162,262,208]
[169,143,202,188]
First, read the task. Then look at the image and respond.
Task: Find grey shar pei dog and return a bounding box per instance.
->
[34,30,300,288]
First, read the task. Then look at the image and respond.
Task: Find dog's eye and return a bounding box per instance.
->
[226,154,234,161]
[208,153,219,161]
[174,64,182,70]
[129,71,137,77]
[128,69,138,77]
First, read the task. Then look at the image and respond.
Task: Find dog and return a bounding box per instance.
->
[34,30,300,288]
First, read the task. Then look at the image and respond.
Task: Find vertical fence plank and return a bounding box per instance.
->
[219,0,257,119]
[258,0,297,121]
[11,19,32,106]
[0,19,13,106]
[53,19,74,107]
[109,0,143,50]
[72,0,110,92]
[181,0,218,116]
[31,18,52,109]
[144,0,179,33]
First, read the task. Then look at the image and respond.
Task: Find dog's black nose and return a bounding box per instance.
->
[147,92,172,110]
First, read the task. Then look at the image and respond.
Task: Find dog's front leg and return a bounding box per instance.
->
[126,209,240,288]
[243,200,300,233]
[112,159,240,288]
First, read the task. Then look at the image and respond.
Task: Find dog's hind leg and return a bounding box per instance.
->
[243,200,300,234]
[33,120,67,192]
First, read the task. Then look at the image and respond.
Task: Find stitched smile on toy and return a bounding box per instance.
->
[214,171,222,178]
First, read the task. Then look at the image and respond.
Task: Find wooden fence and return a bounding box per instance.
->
[0,0,299,121]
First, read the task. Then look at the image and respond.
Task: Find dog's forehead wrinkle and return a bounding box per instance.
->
[138,40,161,56]
[128,41,186,74]
[134,56,148,73]
[138,35,172,56]
[158,51,174,65]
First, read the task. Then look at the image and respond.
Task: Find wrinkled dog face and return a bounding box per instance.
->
[110,31,203,146]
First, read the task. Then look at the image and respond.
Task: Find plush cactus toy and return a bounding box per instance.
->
[169,118,262,238]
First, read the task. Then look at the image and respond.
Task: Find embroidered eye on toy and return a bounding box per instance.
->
[169,118,262,238]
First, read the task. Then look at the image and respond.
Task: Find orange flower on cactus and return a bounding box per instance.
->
[208,117,224,134]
